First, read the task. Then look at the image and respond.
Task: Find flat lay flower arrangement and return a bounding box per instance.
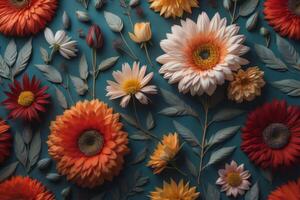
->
[1,0,300,199]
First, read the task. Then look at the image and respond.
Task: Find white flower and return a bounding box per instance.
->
[106,62,157,108]
[216,160,251,198]
[157,12,249,96]
[44,27,78,59]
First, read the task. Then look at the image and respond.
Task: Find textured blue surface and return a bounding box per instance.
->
[0,0,300,199]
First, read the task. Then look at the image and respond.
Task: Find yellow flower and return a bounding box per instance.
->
[129,22,152,43]
[228,67,265,103]
[149,0,198,18]
[147,133,180,174]
[150,179,200,200]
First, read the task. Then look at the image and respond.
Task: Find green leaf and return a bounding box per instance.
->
[272,79,300,96]
[77,0,89,8]
[173,121,200,147]
[131,147,147,165]
[40,47,49,64]
[185,158,197,177]
[79,54,89,80]
[37,158,52,170]
[203,146,236,169]
[146,112,155,130]
[55,86,68,109]
[207,126,240,148]
[276,35,300,70]
[61,187,71,198]
[28,130,41,168]
[35,65,63,83]
[14,132,27,168]
[245,182,259,200]
[206,183,220,200]
[239,0,259,16]
[129,133,150,141]
[255,44,288,71]
[120,113,138,128]
[104,11,123,32]
[212,109,244,122]
[98,56,119,72]
[46,173,61,182]
[0,162,18,183]
[159,106,197,117]
[246,12,259,31]
[0,55,10,79]
[4,39,17,67]
[22,125,32,145]
[70,75,88,96]
[12,38,32,78]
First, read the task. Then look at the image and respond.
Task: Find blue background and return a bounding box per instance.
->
[0,0,300,199]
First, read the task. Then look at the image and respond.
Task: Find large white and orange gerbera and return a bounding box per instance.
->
[157,12,249,96]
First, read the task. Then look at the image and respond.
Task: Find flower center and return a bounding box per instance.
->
[122,79,141,94]
[289,0,300,16]
[78,130,104,156]
[10,0,30,7]
[262,123,291,149]
[18,91,35,107]
[226,172,242,187]
[193,43,220,70]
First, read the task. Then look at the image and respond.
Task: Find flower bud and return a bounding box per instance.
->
[62,11,70,30]
[129,22,152,43]
[76,11,90,22]
[86,24,104,49]
[260,27,270,37]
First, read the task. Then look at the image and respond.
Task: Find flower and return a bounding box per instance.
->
[2,74,50,122]
[147,133,180,174]
[241,100,300,169]
[149,0,199,18]
[268,179,300,200]
[0,119,11,164]
[0,176,54,200]
[129,22,152,43]
[228,67,265,103]
[86,24,104,49]
[47,100,130,188]
[106,62,157,108]
[216,160,251,198]
[44,27,78,59]
[264,0,300,40]
[157,12,249,96]
[150,179,200,200]
[0,0,57,36]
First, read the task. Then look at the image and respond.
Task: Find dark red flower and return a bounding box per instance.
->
[86,24,103,49]
[241,100,300,170]
[2,74,50,122]
[0,119,11,164]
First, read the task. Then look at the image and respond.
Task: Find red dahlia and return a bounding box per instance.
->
[241,100,300,170]
[268,179,300,200]
[2,74,50,122]
[0,119,11,164]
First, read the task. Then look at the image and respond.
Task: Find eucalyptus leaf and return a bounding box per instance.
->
[159,106,195,117]
[4,39,17,67]
[29,131,41,168]
[239,0,259,16]
[0,162,18,183]
[276,35,300,70]
[255,44,288,71]
[79,54,89,80]
[12,38,32,78]
[212,109,244,122]
[35,64,63,83]
[185,158,197,177]
[37,158,52,170]
[70,75,88,95]
[98,56,119,72]
[61,187,71,198]
[272,79,300,96]
[131,147,147,165]
[206,183,220,200]
[203,146,236,169]
[207,126,240,147]
[129,133,150,141]
[0,55,10,79]
[46,173,61,182]
[246,12,259,31]
[55,86,68,109]
[146,112,155,130]
[120,113,138,128]
[173,121,200,147]
[14,132,27,168]
[104,11,123,32]
[40,47,49,64]
[22,125,32,145]
[245,182,259,200]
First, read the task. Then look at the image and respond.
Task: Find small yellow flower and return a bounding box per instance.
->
[129,22,152,43]
[150,179,200,200]
[147,133,180,174]
[228,67,265,103]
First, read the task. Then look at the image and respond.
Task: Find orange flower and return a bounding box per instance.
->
[0,119,11,164]
[0,0,58,36]
[47,100,130,188]
[0,176,54,200]
[268,178,300,200]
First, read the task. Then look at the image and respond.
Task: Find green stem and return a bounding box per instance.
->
[143,43,153,67]
[92,48,97,99]
[119,32,138,60]
[48,48,56,64]
[265,35,271,48]
[168,163,187,177]
[230,0,238,24]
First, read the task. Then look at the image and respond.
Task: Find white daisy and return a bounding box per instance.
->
[106,62,157,108]
[157,12,249,96]
[44,27,78,59]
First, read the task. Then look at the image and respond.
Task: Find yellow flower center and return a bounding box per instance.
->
[18,91,35,107]
[193,43,220,70]
[226,172,242,187]
[122,79,141,94]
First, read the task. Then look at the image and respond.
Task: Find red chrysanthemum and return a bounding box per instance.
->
[241,100,300,170]
[264,0,300,40]
[0,119,11,164]
[0,176,55,200]
[268,178,300,200]
[0,0,58,37]
[2,74,50,122]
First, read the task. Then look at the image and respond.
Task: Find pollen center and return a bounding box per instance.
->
[78,130,104,156]
[192,43,220,70]
[226,172,242,187]
[122,79,141,94]
[263,123,291,149]
[18,91,35,107]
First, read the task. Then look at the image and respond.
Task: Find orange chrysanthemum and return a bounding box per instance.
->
[0,119,11,164]
[0,176,54,200]
[48,100,130,188]
[0,0,58,36]
[268,179,300,200]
